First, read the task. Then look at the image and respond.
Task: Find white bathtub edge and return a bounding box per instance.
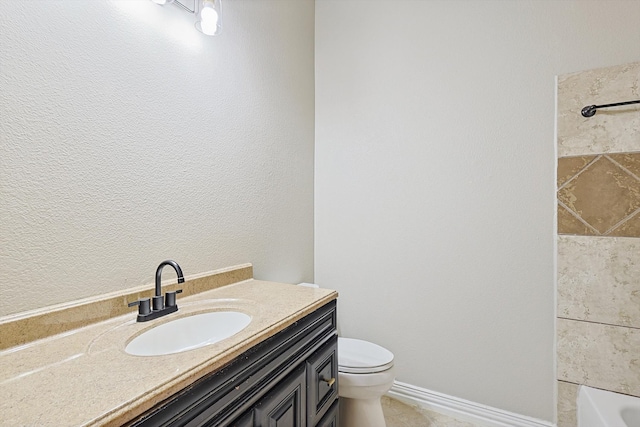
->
[578,385,640,427]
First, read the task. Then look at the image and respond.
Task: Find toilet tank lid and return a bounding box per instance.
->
[338,337,394,370]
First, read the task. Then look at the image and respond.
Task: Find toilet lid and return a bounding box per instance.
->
[338,337,394,374]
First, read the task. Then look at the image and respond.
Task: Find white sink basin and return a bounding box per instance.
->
[125,311,252,356]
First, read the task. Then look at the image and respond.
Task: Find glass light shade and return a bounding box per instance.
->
[195,0,222,35]
[201,3,218,22]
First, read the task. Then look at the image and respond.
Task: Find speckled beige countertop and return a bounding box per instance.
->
[0,269,337,426]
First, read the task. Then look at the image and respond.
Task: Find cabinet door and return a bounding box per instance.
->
[315,400,339,427]
[225,410,253,427]
[253,365,306,427]
[306,337,338,426]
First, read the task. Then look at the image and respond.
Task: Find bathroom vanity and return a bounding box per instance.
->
[0,265,338,427]
[127,301,338,427]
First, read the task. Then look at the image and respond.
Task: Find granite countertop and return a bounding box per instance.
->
[0,276,337,426]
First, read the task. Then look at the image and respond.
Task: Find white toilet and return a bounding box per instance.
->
[297,283,396,426]
[338,337,395,427]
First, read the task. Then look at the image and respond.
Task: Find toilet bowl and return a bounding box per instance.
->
[297,283,395,426]
[338,337,395,427]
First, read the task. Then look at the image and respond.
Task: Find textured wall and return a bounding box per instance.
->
[0,0,315,316]
[556,62,640,427]
[315,0,640,422]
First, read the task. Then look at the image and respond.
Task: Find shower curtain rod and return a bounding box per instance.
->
[581,99,640,117]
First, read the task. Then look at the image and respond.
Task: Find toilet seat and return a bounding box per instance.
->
[338,337,394,374]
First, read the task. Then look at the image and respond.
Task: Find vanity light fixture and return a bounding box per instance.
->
[196,0,222,36]
[150,0,222,36]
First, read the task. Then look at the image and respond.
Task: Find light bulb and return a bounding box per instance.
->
[200,19,218,35]
[151,0,168,4]
[195,0,221,36]
[198,0,219,35]
[201,2,219,24]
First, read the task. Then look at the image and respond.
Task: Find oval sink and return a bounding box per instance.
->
[125,311,252,356]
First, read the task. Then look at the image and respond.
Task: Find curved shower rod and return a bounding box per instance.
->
[581,99,640,117]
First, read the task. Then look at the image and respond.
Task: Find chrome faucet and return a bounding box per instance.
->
[128,260,185,322]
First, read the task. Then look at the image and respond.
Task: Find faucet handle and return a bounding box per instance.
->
[128,298,151,316]
[152,295,164,311]
[165,289,183,308]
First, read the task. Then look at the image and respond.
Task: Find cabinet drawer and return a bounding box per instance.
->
[306,336,338,426]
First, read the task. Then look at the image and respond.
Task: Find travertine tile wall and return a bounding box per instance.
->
[558,154,640,236]
[556,61,640,427]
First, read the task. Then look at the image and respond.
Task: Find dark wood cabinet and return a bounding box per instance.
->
[315,401,339,427]
[126,300,338,427]
[228,410,253,427]
[306,340,338,426]
[254,364,306,427]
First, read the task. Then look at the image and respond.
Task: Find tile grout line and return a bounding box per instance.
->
[557,379,580,386]
[557,379,640,400]
[601,206,640,235]
[557,154,602,192]
[599,154,640,235]
[604,154,640,182]
[556,200,602,235]
[557,316,640,331]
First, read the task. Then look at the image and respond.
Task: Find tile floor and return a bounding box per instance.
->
[381,396,480,427]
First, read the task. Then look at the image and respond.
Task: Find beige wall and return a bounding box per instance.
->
[315,0,640,422]
[556,61,640,427]
[0,0,315,316]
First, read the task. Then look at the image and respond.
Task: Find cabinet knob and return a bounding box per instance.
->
[321,377,336,387]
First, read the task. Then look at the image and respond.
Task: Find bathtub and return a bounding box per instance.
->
[578,386,640,427]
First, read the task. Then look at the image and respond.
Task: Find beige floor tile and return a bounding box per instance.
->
[381,396,481,427]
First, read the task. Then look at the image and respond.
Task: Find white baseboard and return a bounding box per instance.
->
[387,381,554,427]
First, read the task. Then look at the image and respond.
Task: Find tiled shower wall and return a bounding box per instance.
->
[556,61,640,427]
